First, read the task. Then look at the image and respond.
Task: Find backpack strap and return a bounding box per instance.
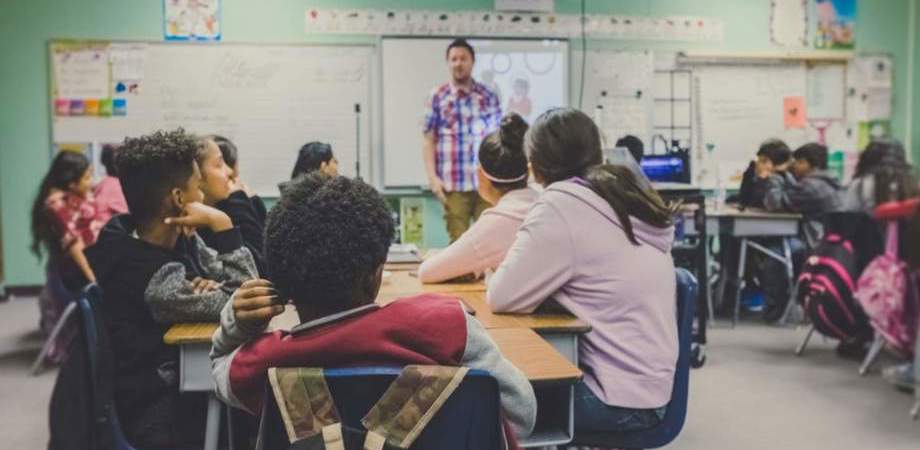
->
[268,367,344,450]
[361,365,469,449]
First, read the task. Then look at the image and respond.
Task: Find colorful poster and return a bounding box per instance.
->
[164,0,221,41]
[815,0,856,49]
[52,44,110,100]
[783,96,807,129]
[857,120,890,150]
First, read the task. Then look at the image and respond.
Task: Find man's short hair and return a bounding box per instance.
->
[793,142,829,170]
[446,38,475,60]
[265,174,395,315]
[117,129,198,224]
[757,139,792,166]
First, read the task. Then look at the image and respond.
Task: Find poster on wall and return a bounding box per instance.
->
[814,0,855,49]
[164,0,221,41]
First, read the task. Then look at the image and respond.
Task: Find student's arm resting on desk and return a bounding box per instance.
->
[460,314,536,437]
[487,201,574,313]
[418,213,502,283]
[145,229,257,323]
[763,172,795,212]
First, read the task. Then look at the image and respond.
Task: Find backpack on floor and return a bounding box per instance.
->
[854,221,919,357]
[796,232,872,341]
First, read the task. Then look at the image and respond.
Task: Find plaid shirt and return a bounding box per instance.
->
[423,80,501,192]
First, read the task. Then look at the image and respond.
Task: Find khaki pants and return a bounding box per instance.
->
[443,191,489,242]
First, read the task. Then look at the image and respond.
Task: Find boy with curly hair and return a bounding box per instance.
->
[85,128,258,447]
[210,173,536,447]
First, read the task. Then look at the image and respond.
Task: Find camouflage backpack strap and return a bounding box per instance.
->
[268,367,345,450]
[361,365,469,450]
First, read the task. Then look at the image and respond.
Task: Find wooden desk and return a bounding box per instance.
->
[378,270,486,298]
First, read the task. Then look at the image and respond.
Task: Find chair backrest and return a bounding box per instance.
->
[76,284,137,450]
[260,367,504,450]
[573,267,697,449]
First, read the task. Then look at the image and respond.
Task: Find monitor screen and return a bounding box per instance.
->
[640,155,687,183]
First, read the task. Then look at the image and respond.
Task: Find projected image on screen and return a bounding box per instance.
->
[473,40,567,125]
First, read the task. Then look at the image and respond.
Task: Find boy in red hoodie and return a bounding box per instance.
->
[209,174,536,445]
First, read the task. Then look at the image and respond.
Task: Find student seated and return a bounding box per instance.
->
[734,139,792,208]
[487,108,678,434]
[31,151,102,364]
[615,134,645,164]
[418,113,538,283]
[764,142,842,215]
[94,144,128,225]
[279,141,339,194]
[291,141,339,178]
[210,174,537,445]
[85,129,258,448]
[212,135,268,221]
[197,135,267,273]
[842,139,918,214]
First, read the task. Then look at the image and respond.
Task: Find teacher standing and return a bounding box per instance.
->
[422,38,502,242]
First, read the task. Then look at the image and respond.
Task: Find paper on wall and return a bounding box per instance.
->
[109,43,147,81]
[53,47,110,99]
[806,64,845,119]
[770,0,808,47]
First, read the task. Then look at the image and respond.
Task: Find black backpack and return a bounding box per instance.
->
[795,213,882,341]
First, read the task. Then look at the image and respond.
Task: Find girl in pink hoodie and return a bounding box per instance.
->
[488,108,679,434]
[418,113,539,283]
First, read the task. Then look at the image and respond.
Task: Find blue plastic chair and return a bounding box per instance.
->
[571,267,697,449]
[261,367,505,450]
[77,284,198,450]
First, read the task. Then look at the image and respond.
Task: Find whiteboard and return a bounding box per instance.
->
[51,42,373,196]
[574,49,654,148]
[693,63,809,188]
[381,37,569,188]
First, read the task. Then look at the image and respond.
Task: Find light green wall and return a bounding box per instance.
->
[1,0,914,286]
[913,0,920,163]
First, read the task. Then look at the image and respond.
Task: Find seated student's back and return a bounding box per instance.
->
[488,108,678,420]
[418,113,538,283]
[210,174,536,446]
[843,139,918,213]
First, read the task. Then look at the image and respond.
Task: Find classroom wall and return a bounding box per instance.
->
[0,0,915,286]
[913,0,920,162]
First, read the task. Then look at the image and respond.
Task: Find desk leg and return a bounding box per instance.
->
[205,393,221,450]
[778,237,798,326]
[732,238,748,328]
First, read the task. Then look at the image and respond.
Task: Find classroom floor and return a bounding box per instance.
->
[1,297,919,449]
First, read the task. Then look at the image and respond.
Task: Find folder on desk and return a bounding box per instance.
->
[387,243,422,263]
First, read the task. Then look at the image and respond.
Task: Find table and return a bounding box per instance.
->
[685,205,803,326]
[164,275,589,449]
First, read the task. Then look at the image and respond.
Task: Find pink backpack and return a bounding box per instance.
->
[854,221,919,357]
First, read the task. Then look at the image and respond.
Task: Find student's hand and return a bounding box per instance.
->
[165,202,233,232]
[232,279,284,326]
[191,277,222,294]
[230,177,256,197]
[428,176,447,204]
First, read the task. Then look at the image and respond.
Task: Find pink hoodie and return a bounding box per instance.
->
[488,179,677,409]
[419,187,539,283]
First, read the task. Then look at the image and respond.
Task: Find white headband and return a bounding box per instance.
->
[481,168,528,183]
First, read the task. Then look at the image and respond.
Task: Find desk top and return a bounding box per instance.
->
[708,205,802,220]
[380,270,486,296]
[163,313,582,385]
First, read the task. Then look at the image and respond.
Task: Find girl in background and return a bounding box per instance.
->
[30,150,102,363]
